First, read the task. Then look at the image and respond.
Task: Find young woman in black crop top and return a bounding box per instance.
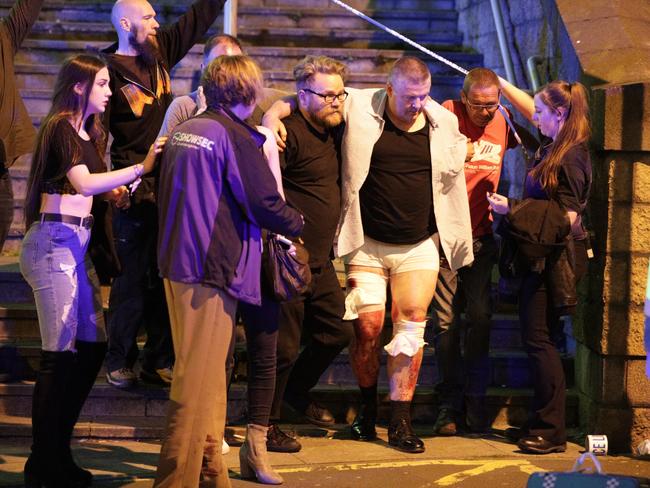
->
[19,54,165,487]
[488,79,592,455]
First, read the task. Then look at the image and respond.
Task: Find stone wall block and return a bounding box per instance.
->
[602,255,630,306]
[630,204,650,254]
[630,409,650,451]
[575,344,603,399]
[627,359,650,407]
[633,161,650,204]
[629,256,650,306]
[602,304,645,356]
[564,18,649,53]
[558,0,650,22]
[606,156,632,203]
[574,346,632,406]
[606,202,650,254]
[602,83,650,151]
[593,406,634,452]
[590,405,650,453]
[606,202,632,253]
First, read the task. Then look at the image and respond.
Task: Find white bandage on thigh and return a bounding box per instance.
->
[384,320,427,357]
[343,270,387,320]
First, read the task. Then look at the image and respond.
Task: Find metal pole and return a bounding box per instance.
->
[489,0,516,83]
[224,0,238,36]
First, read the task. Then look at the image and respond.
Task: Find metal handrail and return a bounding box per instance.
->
[224,0,238,36]
[526,55,543,92]
[489,0,516,83]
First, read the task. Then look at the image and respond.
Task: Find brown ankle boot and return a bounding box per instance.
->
[239,424,283,485]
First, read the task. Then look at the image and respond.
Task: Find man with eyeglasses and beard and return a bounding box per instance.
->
[431,67,520,437]
[265,56,353,454]
[101,0,224,390]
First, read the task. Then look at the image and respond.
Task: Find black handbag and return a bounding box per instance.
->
[262,234,311,302]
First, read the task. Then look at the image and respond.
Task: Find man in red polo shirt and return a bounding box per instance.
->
[433,67,519,435]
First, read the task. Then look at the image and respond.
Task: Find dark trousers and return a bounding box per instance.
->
[106,207,174,373]
[239,293,280,426]
[433,234,498,411]
[0,172,13,251]
[270,261,352,421]
[519,240,588,445]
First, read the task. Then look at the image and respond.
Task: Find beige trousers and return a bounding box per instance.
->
[154,280,234,488]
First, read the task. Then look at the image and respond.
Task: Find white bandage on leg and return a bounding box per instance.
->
[343,270,387,320]
[384,320,427,357]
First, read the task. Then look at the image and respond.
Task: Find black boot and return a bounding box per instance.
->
[24,350,83,488]
[351,402,377,441]
[60,341,107,486]
[351,385,378,441]
[388,401,424,454]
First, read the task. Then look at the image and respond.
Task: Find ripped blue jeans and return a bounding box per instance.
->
[19,221,106,352]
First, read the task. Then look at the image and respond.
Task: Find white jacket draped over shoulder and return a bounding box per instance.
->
[334,87,474,271]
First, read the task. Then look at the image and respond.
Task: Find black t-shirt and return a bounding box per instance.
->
[280,111,342,267]
[359,113,436,244]
[41,120,106,195]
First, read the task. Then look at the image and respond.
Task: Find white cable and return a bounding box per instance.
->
[330,0,468,76]
[330,0,525,147]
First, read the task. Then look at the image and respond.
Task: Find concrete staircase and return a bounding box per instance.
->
[1,0,481,253]
[0,0,579,440]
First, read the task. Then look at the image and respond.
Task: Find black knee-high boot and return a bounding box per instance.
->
[24,350,82,488]
[60,341,107,486]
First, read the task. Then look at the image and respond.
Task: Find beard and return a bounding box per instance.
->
[128,29,161,68]
[312,109,343,129]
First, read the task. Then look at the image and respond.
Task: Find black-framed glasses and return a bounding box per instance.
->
[303,88,348,104]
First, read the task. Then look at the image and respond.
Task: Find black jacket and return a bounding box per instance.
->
[101,0,224,204]
[501,198,577,314]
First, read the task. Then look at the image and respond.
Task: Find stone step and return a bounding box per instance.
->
[7,197,25,240]
[16,70,464,117]
[22,21,463,50]
[0,0,455,11]
[0,288,524,340]
[15,40,482,77]
[237,0,455,8]
[4,12,461,41]
[0,1,458,33]
[0,302,571,390]
[1,339,556,388]
[0,383,579,438]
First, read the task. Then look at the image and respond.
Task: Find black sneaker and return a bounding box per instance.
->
[266,424,302,453]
